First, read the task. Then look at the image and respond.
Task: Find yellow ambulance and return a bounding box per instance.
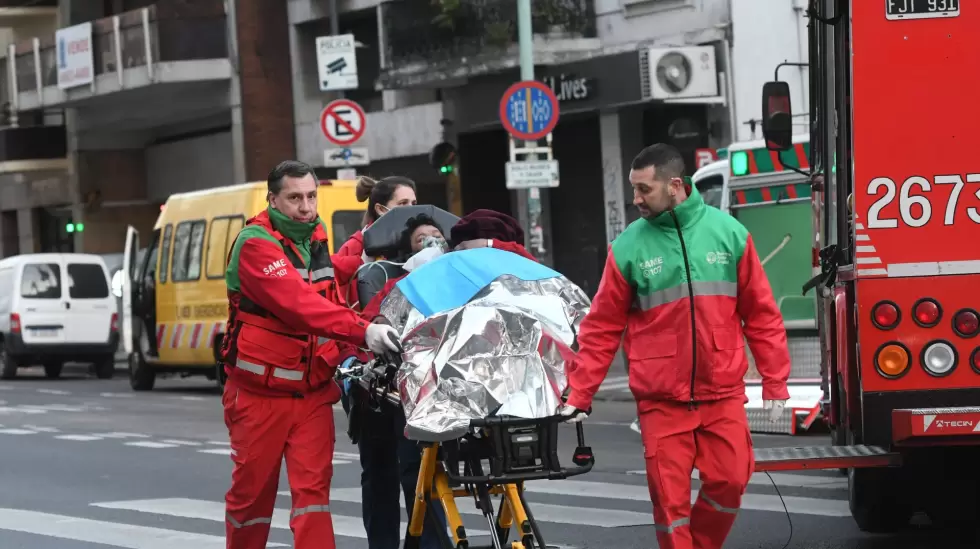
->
[120,179,364,391]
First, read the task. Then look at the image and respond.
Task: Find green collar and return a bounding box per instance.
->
[268,206,318,243]
[647,180,706,231]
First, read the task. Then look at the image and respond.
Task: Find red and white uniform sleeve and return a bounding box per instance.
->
[565,248,632,411]
[238,238,369,346]
[736,234,791,401]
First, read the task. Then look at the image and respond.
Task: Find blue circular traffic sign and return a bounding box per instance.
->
[499,80,560,140]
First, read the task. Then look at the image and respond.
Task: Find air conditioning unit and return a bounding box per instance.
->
[645,46,719,100]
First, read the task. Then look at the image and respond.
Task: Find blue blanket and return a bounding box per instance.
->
[394,247,559,317]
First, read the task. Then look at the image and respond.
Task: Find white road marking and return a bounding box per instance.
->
[521,479,851,517]
[37,388,71,395]
[159,439,202,446]
[18,404,88,412]
[0,507,287,548]
[100,392,134,398]
[97,432,152,439]
[169,395,207,401]
[55,434,104,441]
[0,385,11,390]
[0,428,37,435]
[0,406,46,415]
[621,469,846,490]
[205,440,230,446]
[125,441,180,449]
[198,448,233,455]
[90,498,489,540]
[21,424,58,433]
[327,487,652,527]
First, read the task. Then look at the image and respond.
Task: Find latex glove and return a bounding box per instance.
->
[764,399,787,423]
[365,323,401,354]
[557,403,590,423]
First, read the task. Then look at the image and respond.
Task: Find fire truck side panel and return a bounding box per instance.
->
[850,1,980,276]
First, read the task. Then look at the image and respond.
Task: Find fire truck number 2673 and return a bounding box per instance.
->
[867,173,980,229]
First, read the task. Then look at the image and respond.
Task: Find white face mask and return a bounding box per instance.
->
[404,246,444,272]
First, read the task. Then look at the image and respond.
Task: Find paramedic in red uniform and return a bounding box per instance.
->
[559,144,791,549]
[220,160,402,549]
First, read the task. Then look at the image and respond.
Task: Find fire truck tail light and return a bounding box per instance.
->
[921,341,957,377]
[871,301,900,330]
[875,343,910,378]
[952,309,979,338]
[912,298,941,328]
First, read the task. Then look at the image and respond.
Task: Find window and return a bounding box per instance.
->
[696,174,725,210]
[171,220,206,282]
[205,216,245,279]
[332,210,364,253]
[20,263,62,299]
[67,264,110,299]
[158,224,173,284]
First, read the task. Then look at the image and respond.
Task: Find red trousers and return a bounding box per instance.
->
[637,396,754,549]
[223,379,337,549]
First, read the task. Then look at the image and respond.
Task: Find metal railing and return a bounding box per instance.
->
[1,5,227,109]
[383,0,596,70]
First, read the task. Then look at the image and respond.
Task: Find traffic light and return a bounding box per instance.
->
[65,222,84,233]
[429,142,457,175]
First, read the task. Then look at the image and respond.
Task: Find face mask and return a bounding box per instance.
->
[404,246,445,272]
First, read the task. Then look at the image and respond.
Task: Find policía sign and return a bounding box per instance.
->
[56,22,94,90]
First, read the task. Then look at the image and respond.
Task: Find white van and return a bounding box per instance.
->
[0,253,119,380]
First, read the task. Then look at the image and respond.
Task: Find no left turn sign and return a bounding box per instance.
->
[320,99,366,146]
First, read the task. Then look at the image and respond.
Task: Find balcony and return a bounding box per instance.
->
[0,5,229,113]
[380,0,599,89]
[0,124,67,173]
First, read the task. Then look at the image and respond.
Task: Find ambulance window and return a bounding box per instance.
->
[206,218,231,279]
[205,215,245,280]
[20,263,62,299]
[696,175,724,209]
[158,224,173,284]
[332,210,363,253]
[171,220,206,282]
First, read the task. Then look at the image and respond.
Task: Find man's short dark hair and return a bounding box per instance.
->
[267,160,315,195]
[631,144,686,182]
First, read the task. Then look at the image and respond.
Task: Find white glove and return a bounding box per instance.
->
[365,323,401,354]
[764,399,787,423]
[557,403,589,423]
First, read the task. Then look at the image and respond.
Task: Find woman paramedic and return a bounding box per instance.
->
[346,212,450,549]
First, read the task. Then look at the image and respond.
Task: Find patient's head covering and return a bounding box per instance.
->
[450,209,524,246]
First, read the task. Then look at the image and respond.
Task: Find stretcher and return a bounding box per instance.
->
[337,354,596,549]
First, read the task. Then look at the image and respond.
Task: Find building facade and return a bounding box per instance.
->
[0,0,297,257]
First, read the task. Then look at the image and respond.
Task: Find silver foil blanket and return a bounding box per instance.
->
[378,274,592,442]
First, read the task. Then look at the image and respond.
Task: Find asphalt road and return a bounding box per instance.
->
[0,363,974,549]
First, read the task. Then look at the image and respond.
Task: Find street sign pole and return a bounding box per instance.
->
[329,0,344,100]
[516,0,550,264]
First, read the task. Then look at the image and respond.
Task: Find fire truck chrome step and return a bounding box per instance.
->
[754,445,900,472]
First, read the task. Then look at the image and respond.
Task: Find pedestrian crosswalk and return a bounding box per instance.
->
[0,468,852,548]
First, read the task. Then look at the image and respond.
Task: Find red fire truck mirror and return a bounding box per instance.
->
[761,81,793,152]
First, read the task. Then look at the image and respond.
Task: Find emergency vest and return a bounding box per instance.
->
[221,213,339,397]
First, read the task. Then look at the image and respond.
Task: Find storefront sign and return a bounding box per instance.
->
[541,74,596,102]
[56,22,94,90]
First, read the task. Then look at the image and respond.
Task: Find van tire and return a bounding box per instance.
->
[0,341,16,380]
[43,361,64,379]
[128,351,155,391]
[94,357,115,380]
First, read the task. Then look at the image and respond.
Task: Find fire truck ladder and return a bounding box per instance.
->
[754,445,901,472]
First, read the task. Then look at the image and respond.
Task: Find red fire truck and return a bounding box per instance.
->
[753,0,980,533]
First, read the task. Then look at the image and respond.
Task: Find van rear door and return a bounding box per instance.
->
[17,260,68,344]
[64,257,114,344]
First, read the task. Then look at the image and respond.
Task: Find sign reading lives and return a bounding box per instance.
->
[886,0,959,20]
[540,74,595,102]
